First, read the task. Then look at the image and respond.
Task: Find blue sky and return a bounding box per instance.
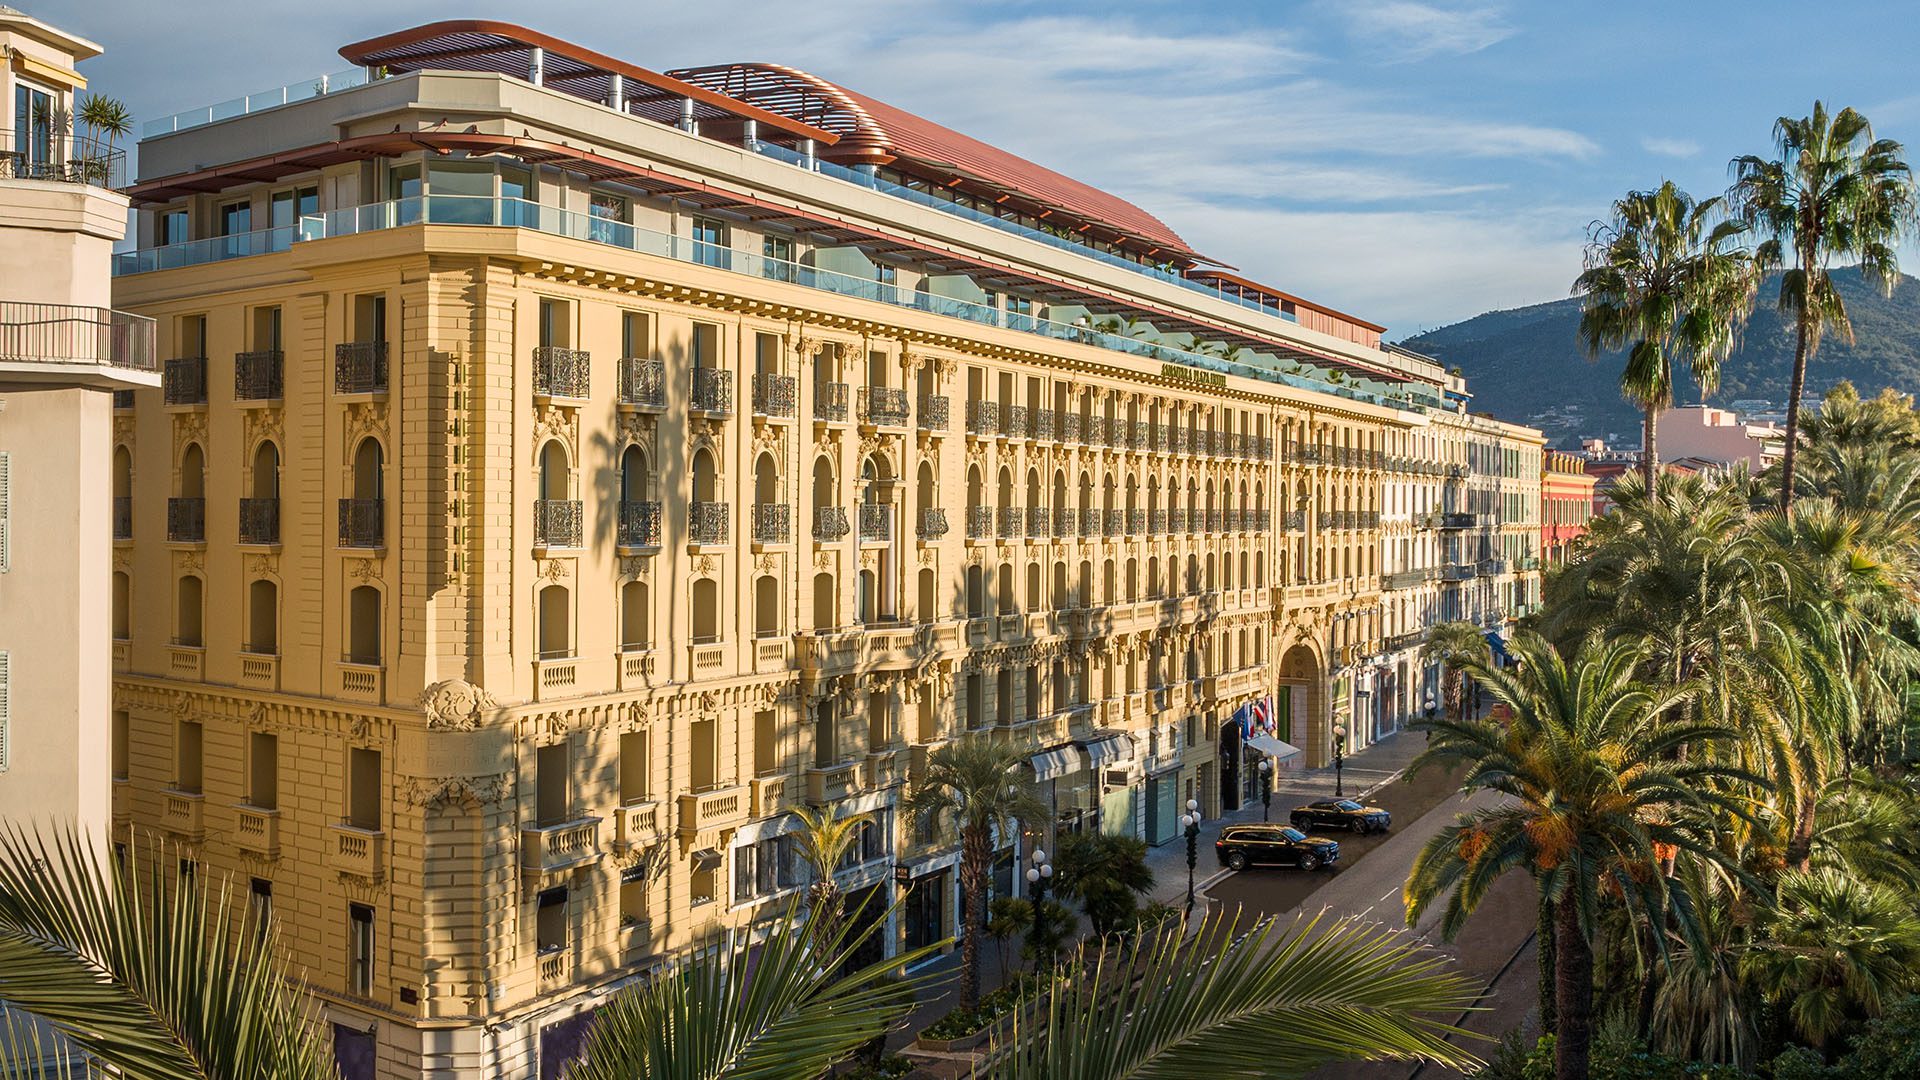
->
[34,0,1920,335]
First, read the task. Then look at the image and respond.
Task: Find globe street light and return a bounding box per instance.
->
[1258,757,1274,822]
[1025,847,1055,967]
[1181,799,1201,917]
[1332,720,1349,798]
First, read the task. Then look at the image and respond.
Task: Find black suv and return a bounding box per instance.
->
[1290,799,1391,834]
[1214,825,1339,871]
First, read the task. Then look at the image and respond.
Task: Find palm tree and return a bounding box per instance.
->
[0,828,338,1080]
[1419,620,1489,723]
[1574,181,1758,488]
[565,900,941,1079]
[1051,830,1153,938]
[993,911,1480,1077]
[75,94,132,162]
[902,738,1048,1011]
[784,803,869,946]
[1741,867,1920,1049]
[1404,633,1756,1080]
[1731,102,1918,512]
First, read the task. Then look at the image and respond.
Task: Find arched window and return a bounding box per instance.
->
[620,446,650,502]
[539,440,570,501]
[858,568,878,624]
[112,571,131,639]
[348,585,381,664]
[691,577,720,642]
[538,584,572,658]
[813,571,836,629]
[175,576,203,647]
[756,575,780,637]
[621,580,649,650]
[754,453,779,506]
[1125,557,1137,602]
[252,442,279,500]
[1026,561,1041,609]
[917,567,937,621]
[965,564,985,619]
[691,448,717,504]
[247,579,278,654]
[352,438,383,501]
[180,443,206,499]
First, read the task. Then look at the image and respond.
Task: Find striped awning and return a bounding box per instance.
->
[1081,734,1136,770]
[1030,745,1086,782]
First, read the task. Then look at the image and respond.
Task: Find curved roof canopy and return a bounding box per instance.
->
[666,62,1200,261]
[338,20,837,148]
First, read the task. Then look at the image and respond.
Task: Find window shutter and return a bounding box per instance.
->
[0,650,10,772]
[0,450,10,572]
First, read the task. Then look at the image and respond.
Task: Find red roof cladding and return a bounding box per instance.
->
[666,62,1199,260]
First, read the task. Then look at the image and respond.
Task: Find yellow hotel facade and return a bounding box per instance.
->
[104,21,1543,1077]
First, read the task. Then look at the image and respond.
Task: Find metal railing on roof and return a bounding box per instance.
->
[2,130,125,188]
[143,69,371,138]
[0,302,155,371]
[113,194,1425,412]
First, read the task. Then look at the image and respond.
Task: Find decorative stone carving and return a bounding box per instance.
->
[402,773,512,808]
[419,680,500,731]
[347,557,381,583]
[538,558,571,583]
[620,556,650,579]
[694,555,717,577]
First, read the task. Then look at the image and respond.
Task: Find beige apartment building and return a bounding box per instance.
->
[104,21,1541,1078]
[0,9,156,845]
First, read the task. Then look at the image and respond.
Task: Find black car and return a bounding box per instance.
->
[1290,798,1391,834]
[1214,824,1339,871]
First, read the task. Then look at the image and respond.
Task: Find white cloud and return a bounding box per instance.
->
[1331,1,1516,62]
[1640,135,1702,158]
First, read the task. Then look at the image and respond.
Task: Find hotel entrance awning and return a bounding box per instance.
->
[1029,745,1086,783]
[1246,733,1303,765]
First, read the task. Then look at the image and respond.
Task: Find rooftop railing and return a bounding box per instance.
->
[115,194,1424,412]
[0,302,156,372]
[2,129,125,188]
[142,69,370,138]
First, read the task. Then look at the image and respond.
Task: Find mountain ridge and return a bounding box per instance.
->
[1398,271,1920,444]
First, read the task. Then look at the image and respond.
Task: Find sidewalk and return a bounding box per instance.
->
[1142,728,1430,910]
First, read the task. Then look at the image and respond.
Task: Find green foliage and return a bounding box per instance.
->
[921,973,1040,1040]
[1505,1033,1754,1080]
[1051,831,1154,937]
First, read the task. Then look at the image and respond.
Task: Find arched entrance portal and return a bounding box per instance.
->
[1279,642,1329,766]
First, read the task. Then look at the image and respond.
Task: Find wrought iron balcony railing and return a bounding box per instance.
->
[619,357,665,408]
[534,499,584,548]
[917,394,948,431]
[334,342,387,395]
[1034,408,1055,441]
[1,129,125,187]
[238,498,279,545]
[533,346,589,399]
[1002,404,1028,439]
[814,382,848,423]
[618,500,661,548]
[112,496,132,540]
[997,506,1023,539]
[233,350,282,401]
[338,499,384,548]
[163,357,207,405]
[1027,506,1051,537]
[858,386,909,427]
[752,373,795,417]
[167,497,205,542]
[917,508,948,541]
[813,505,849,542]
[753,502,791,544]
[966,400,998,436]
[689,501,731,546]
[859,504,893,543]
[966,506,993,540]
[691,368,733,414]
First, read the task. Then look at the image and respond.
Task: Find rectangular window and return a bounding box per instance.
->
[536,888,567,954]
[250,732,278,810]
[249,878,273,938]
[348,904,375,995]
[754,710,778,776]
[691,216,729,268]
[690,322,718,369]
[269,186,318,229]
[176,720,203,793]
[619,864,649,927]
[538,297,571,349]
[252,306,282,351]
[619,730,649,804]
[347,747,381,830]
[762,234,793,281]
[620,311,650,360]
[536,742,570,828]
[589,191,628,243]
[111,710,129,781]
[220,200,252,237]
[158,208,190,246]
[14,83,54,168]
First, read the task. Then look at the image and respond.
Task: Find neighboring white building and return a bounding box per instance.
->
[0,7,156,844]
[1657,405,1783,470]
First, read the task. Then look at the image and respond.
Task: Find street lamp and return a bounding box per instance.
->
[1025,847,1055,966]
[1424,692,1437,743]
[1180,799,1201,917]
[1258,757,1273,822]
[1332,720,1349,798]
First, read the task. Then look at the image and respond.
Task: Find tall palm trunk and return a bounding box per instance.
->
[1641,403,1659,489]
[958,822,991,1010]
[1554,896,1594,1080]
[1780,307,1810,513]
[1537,885,1557,1036]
